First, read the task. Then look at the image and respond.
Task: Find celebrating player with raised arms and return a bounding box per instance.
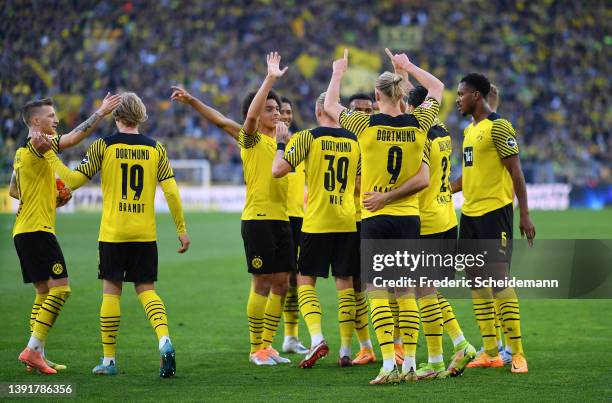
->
[170,87,309,355]
[272,92,360,368]
[453,73,535,374]
[31,92,189,378]
[324,48,445,384]
[12,93,121,374]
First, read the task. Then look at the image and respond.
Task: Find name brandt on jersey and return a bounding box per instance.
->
[115,148,150,160]
[119,202,145,213]
[321,140,352,152]
[376,129,415,142]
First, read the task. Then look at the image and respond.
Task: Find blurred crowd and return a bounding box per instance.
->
[1,0,610,184]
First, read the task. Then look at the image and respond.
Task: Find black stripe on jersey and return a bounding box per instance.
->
[370,113,419,129]
[486,112,501,121]
[156,143,174,181]
[26,140,43,158]
[75,138,106,179]
[491,119,519,159]
[310,127,357,140]
[103,132,157,148]
[427,124,449,140]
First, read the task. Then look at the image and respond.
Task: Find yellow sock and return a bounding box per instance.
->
[298,285,322,339]
[100,293,121,358]
[261,293,283,349]
[397,296,419,358]
[30,293,48,333]
[247,287,268,353]
[368,292,394,362]
[436,292,463,342]
[337,288,355,350]
[32,285,71,342]
[138,290,170,341]
[418,294,444,362]
[496,288,523,355]
[283,286,299,338]
[494,299,505,348]
[354,291,371,345]
[389,294,400,342]
[472,289,498,356]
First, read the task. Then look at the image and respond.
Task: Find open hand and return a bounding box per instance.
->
[97,92,122,116]
[267,52,288,79]
[30,131,52,154]
[332,48,349,76]
[170,86,194,104]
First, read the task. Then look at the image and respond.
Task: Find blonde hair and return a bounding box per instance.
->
[375,71,404,103]
[487,84,500,112]
[316,92,327,106]
[113,92,148,127]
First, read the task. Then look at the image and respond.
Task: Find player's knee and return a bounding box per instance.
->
[51,284,72,300]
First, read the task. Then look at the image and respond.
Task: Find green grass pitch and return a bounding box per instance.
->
[1,210,611,401]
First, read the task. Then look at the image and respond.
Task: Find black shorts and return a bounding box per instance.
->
[289,216,303,269]
[459,203,513,263]
[421,226,458,281]
[241,220,295,274]
[361,215,420,240]
[298,232,360,278]
[14,231,68,284]
[98,241,158,283]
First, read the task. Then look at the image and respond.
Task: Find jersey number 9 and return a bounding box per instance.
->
[120,163,144,201]
[387,146,403,184]
[323,154,349,193]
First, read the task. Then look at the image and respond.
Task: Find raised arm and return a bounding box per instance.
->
[272,122,293,178]
[362,162,430,212]
[170,86,241,140]
[384,48,444,103]
[243,52,288,135]
[323,49,349,123]
[58,93,121,151]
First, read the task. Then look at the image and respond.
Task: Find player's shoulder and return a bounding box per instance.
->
[102,132,157,148]
[487,113,514,130]
[310,126,357,141]
[371,112,419,129]
[427,120,450,140]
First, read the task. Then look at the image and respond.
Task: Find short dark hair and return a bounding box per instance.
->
[242,90,282,120]
[348,93,374,105]
[22,98,53,126]
[407,85,428,108]
[460,73,491,98]
[280,96,292,106]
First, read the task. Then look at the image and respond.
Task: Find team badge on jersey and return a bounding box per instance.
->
[506,137,517,148]
[252,256,263,269]
[420,100,433,109]
[80,154,89,165]
[52,263,64,275]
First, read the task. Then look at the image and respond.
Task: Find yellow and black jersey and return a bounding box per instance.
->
[461,112,519,216]
[238,128,288,221]
[419,121,458,235]
[283,127,359,233]
[287,162,305,218]
[339,97,440,219]
[75,133,175,242]
[13,135,62,236]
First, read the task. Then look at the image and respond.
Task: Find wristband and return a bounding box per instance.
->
[277,142,286,151]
